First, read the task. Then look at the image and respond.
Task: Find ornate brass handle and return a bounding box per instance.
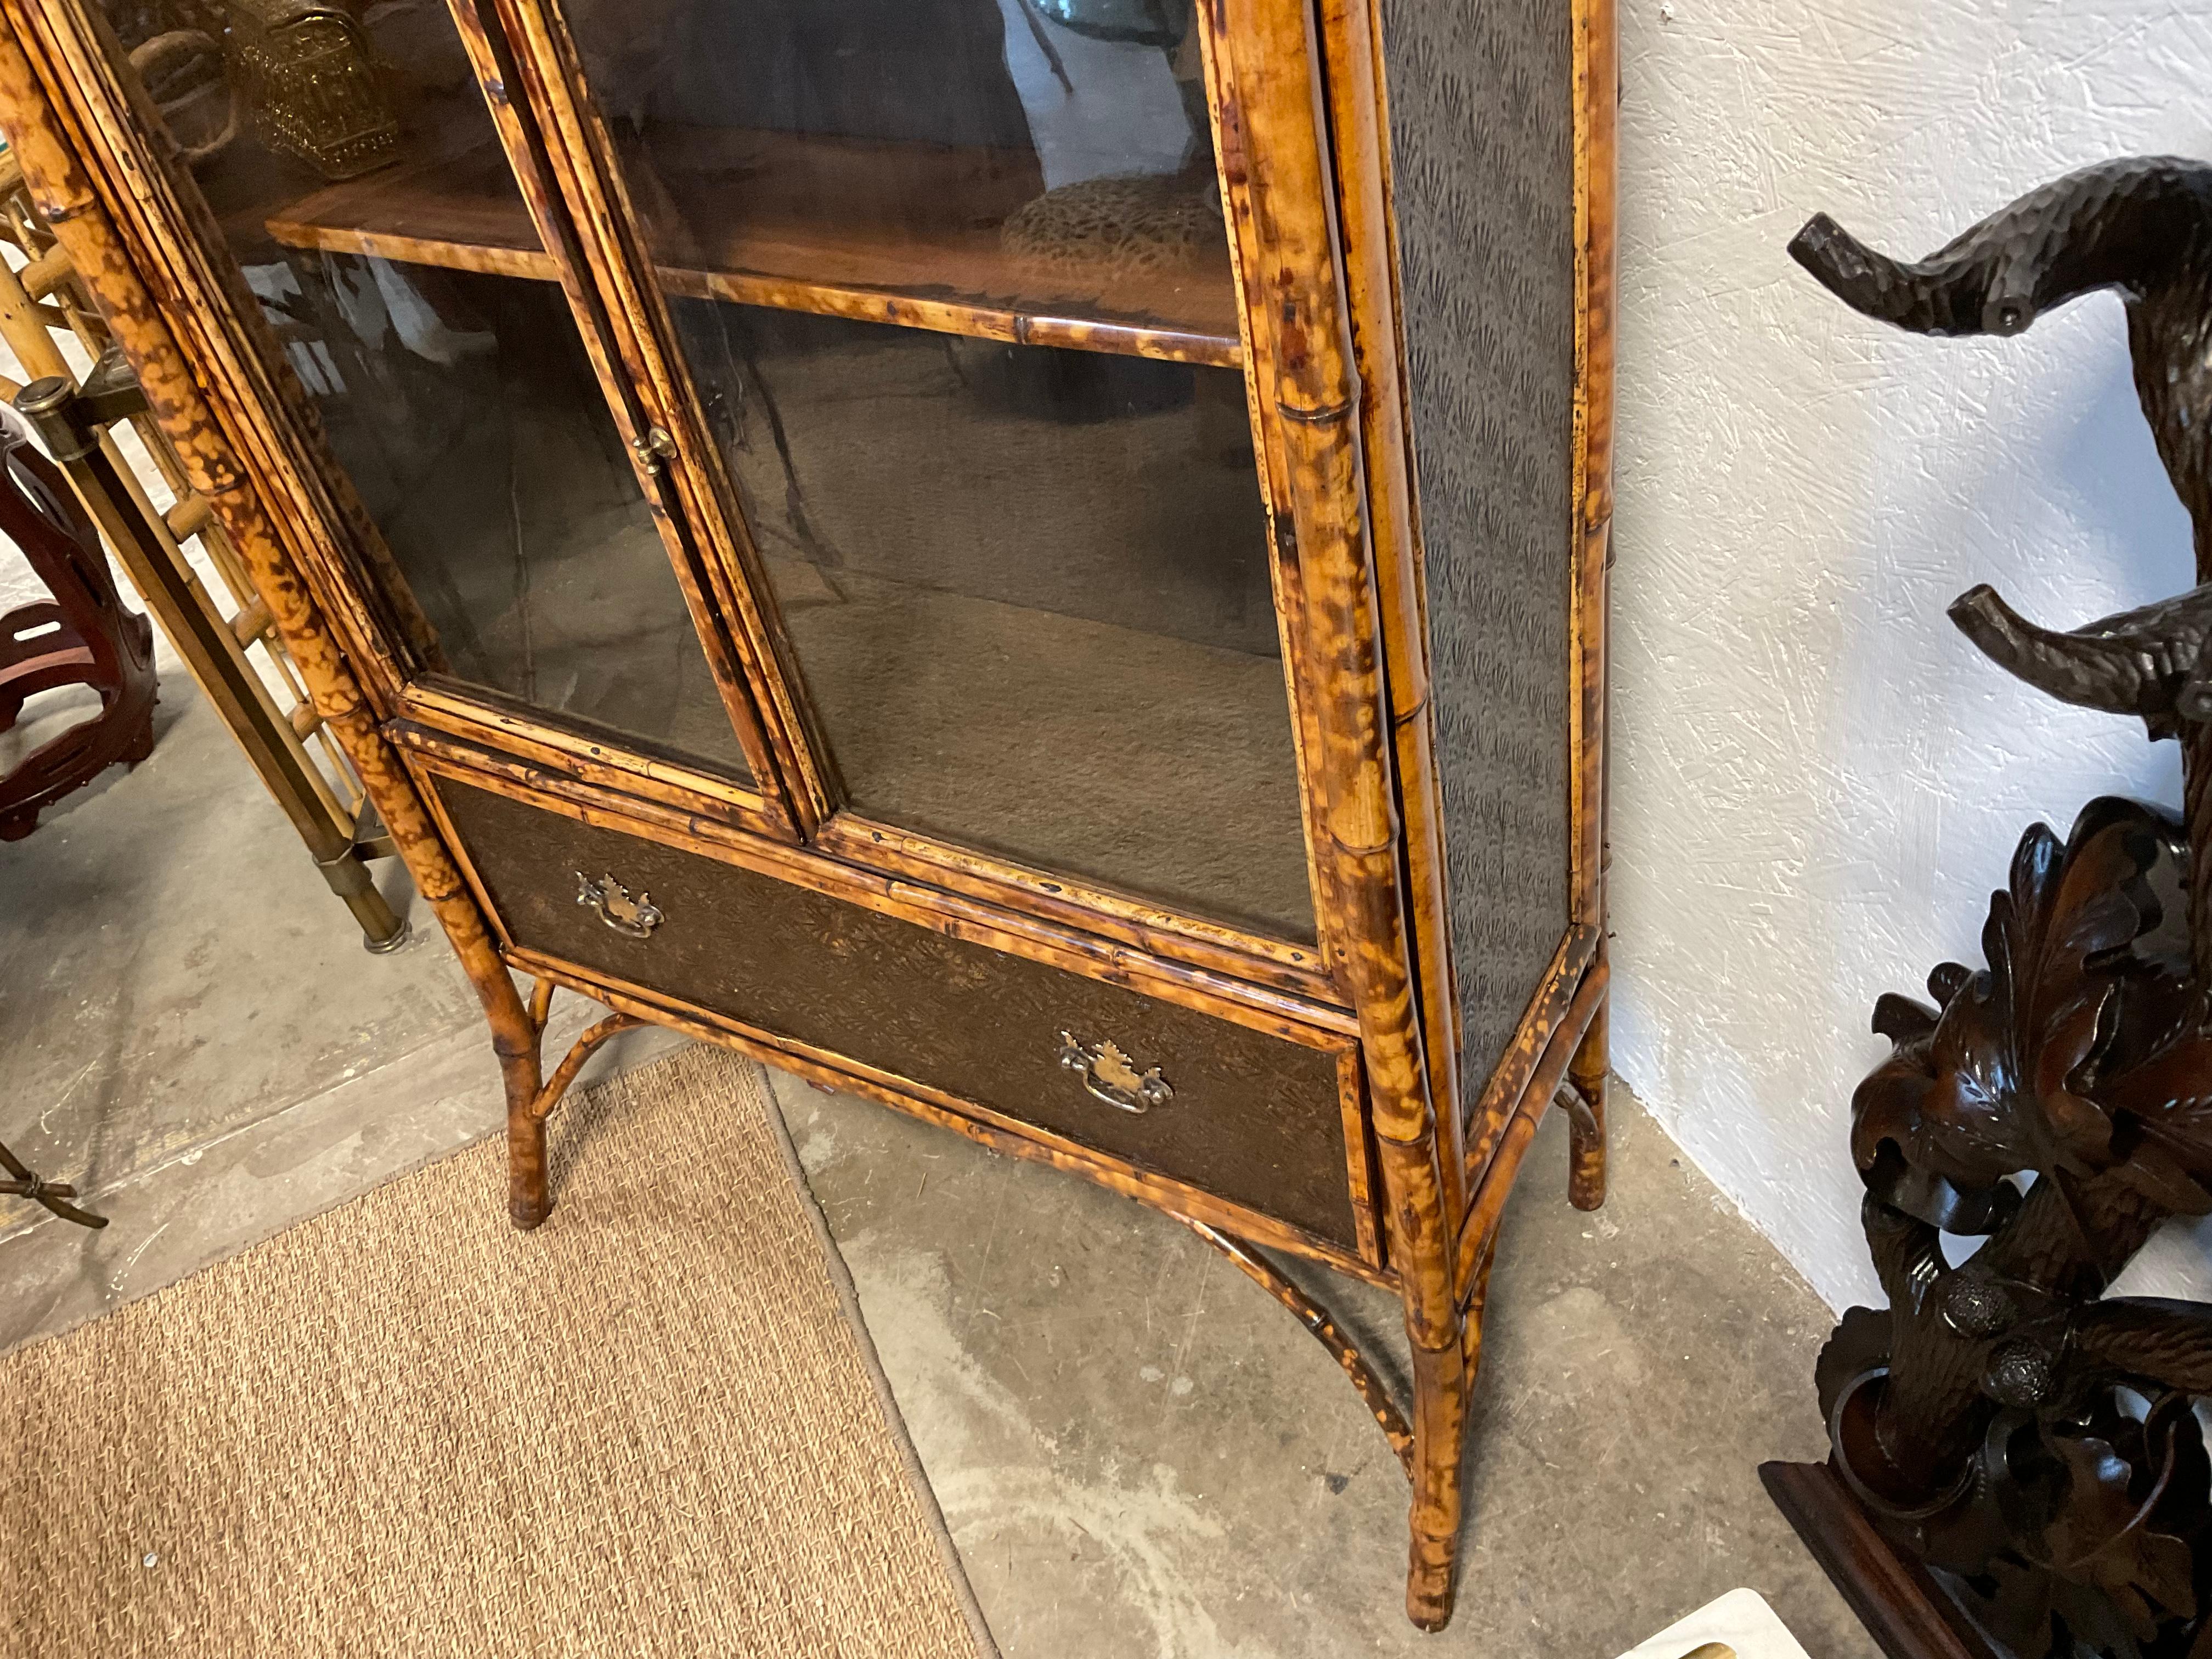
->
[1057,1031,1173,1114]
[574,871,662,940]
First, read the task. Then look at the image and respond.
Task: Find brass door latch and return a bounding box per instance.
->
[629,425,678,471]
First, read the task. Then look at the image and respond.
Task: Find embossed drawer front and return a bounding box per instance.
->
[435,777,1362,1251]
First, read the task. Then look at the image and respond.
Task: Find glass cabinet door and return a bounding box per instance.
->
[555,0,1318,943]
[87,0,763,782]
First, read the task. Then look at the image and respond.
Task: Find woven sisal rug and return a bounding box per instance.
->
[0,1043,994,1658]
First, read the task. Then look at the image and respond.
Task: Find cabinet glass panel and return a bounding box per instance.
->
[565,0,1316,940]
[92,0,752,777]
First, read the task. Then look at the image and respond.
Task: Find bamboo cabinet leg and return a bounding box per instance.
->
[1374,1131,1469,1630]
[509,990,641,1228]
[506,1066,552,1229]
[1566,992,1610,1211]
[1406,1334,1469,1629]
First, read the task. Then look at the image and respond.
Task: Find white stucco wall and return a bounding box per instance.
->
[1611,2,2212,1311]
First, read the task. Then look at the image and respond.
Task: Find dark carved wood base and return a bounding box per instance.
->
[1762,1461,2003,1659]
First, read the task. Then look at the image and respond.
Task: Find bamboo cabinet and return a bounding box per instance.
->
[0,0,1613,1626]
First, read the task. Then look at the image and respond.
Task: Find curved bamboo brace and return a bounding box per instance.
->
[1180,1215,1416,1478]
[529,1013,643,1124]
[527,973,557,1037]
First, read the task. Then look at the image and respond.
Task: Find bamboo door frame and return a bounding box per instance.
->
[426,0,795,834]
[448,0,829,832]
[1,0,797,842]
[469,0,1369,1009]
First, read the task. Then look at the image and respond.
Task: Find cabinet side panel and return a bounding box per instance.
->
[1376,0,1575,1086]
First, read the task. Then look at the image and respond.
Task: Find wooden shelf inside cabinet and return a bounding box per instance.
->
[264,131,1244,368]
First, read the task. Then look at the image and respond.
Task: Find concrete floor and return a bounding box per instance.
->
[775,1074,1876,1658]
[0,675,1879,1658]
[0,680,681,1340]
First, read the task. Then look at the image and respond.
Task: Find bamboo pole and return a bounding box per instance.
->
[0,171,373,860]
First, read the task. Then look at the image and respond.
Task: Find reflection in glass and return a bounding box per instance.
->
[675,303,1314,940]
[1029,0,1191,48]
[97,0,754,776]
[277,257,750,769]
[562,0,1233,349]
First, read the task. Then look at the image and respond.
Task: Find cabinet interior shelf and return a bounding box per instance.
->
[264,132,1243,369]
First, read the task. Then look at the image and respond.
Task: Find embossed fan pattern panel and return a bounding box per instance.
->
[1378,0,1577,1088]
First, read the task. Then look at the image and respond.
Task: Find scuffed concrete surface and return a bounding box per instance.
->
[0,676,682,1351]
[0,680,478,1195]
[772,1066,1880,1659]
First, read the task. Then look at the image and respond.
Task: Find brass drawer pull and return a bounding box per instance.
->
[574,870,662,939]
[1057,1031,1173,1114]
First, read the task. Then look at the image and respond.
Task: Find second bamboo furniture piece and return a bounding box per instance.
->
[0,0,1616,1624]
[0,150,405,946]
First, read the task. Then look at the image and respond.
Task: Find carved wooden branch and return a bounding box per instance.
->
[1948,582,2212,738]
[1790,155,2212,1659]
[1793,156,2212,572]
[1790,158,2212,339]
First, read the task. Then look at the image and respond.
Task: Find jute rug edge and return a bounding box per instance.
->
[754,1060,1005,1659]
[0,1039,1002,1659]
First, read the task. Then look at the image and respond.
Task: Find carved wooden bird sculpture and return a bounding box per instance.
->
[1792,157,2212,724]
[1793,161,2212,1659]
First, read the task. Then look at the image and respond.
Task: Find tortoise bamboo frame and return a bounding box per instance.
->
[0,0,1614,1625]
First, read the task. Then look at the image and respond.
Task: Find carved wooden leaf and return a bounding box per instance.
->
[2098,1033,2212,1216]
[1853,802,2168,1193]
[2035,1406,2207,1652]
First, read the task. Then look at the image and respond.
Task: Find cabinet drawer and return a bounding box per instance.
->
[433,776,1365,1252]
